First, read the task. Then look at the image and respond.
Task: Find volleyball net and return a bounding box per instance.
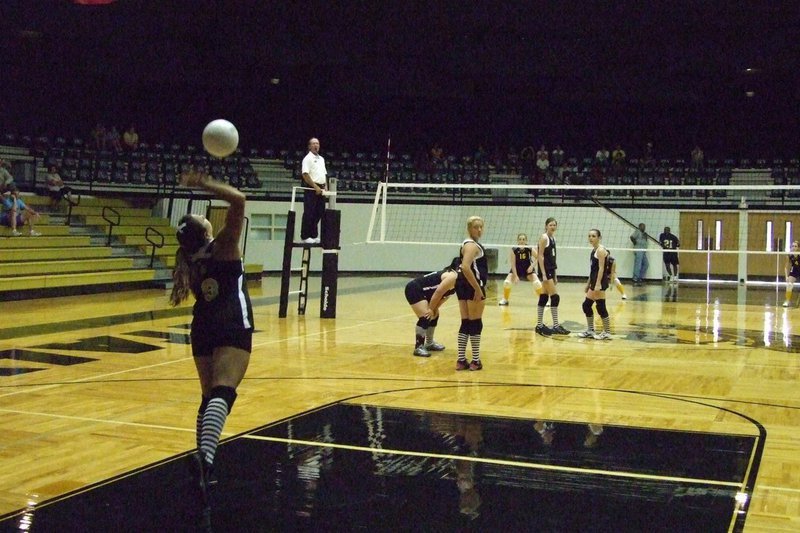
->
[364,181,800,285]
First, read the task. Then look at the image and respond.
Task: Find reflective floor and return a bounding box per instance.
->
[0,277,797,532]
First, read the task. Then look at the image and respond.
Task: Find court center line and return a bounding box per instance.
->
[242,434,743,488]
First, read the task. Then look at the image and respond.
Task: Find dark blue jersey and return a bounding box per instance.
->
[189,240,254,333]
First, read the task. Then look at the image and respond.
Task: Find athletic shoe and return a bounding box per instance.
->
[469,360,483,371]
[11,230,21,237]
[782,301,790,307]
[413,346,431,357]
[498,299,509,306]
[593,331,612,340]
[621,294,628,300]
[191,452,217,506]
[28,230,42,237]
[455,359,470,371]
[312,237,321,244]
[577,330,595,338]
[535,324,553,337]
[302,237,315,244]
[425,341,445,351]
[551,325,571,335]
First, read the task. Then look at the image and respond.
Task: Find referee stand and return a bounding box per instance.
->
[279,179,340,318]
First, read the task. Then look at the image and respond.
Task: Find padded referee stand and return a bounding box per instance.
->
[278,208,341,318]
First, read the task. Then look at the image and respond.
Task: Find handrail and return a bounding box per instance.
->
[64,190,81,226]
[101,205,121,246]
[145,226,165,268]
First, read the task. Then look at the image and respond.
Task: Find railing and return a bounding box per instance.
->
[101,206,121,246]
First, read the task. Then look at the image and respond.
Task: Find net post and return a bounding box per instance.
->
[320,209,341,318]
[278,210,296,318]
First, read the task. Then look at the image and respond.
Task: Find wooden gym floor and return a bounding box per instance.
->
[0,275,798,532]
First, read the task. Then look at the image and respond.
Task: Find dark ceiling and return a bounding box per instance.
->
[1,1,798,154]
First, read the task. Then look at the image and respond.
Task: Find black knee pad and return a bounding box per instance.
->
[210,385,238,413]
[429,317,439,328]
[416,317,430,329]
[459,319,469,334]
[596,299,609,318]
[582,298,594,316]
[471,319,483,335]
[198,395,210,415]
[550,294,560,307]
[538,294,549,307]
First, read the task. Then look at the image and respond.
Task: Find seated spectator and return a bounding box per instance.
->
[0,159,15,191]
[91,123,107,151]
[107,126,123,152]
[519,145,535,177]
[123,125,140,151]
[473,145,487,167]
[535,146,550,176]
[45,166,72,210]
[612,144,626,168]
[643,141,655,167]
[1,185,41,236]
[551,145,565,168]
[595,147,610,167]
[691,145,704,169]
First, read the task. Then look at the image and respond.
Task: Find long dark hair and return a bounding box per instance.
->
[169,215,209,306]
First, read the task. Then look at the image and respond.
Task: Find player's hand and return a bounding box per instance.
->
[511,273,519,284]
[472,290,484,302]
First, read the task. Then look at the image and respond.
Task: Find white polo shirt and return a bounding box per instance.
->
[302,152,327,185]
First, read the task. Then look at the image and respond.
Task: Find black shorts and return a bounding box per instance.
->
[191,327,253,357]
[663,252,679,266]
[404,281,426,305]
[789,268,800,279]
[538,267,556,281]
[456,278,485,301]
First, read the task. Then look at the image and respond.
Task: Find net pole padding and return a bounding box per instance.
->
[278,209,297,318]
[380,181,388,242]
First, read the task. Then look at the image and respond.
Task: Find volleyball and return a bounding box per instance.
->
[202,119,239,158]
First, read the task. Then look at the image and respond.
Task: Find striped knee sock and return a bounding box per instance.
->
[200,397,229,465]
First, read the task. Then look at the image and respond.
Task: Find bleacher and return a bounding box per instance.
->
[0,195,171,301]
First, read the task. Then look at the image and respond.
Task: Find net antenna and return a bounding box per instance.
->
[367,137,392,243]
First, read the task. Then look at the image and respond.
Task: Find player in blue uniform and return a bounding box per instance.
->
[578,229,612,339]
[536,218,570,336]
[455,216,487,371]
[498,233,542,306]
[783,240,800,307]
[170,170,254,509]
[405,260,459,357]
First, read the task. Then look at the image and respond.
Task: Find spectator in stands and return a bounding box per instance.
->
[430,144,445,168]
[0,159,15,191]
[506,146,519,171]
[595,147,610,167]
[535,146,550,179]
[300,137,328,244]
[551,145,565,168]
[643,141,655,167]
[107,126,123,152]
[123,125,140,151]
[630,222,649,285]
[45,166,72,210]
[474,145,487,167]
[1,185,41,236]
[691,146,704,169]
[519,145,536,178]
[91,123,107,151]
[611,144,626,170]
